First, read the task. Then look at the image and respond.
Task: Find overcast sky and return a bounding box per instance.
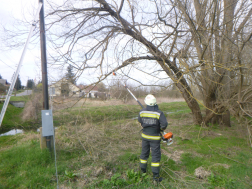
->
[0,0,45,86]
[0,0,170,89]
[0,0,130,87]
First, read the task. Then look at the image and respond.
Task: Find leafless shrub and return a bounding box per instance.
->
[21,93,43,121]
[55,118,142,163]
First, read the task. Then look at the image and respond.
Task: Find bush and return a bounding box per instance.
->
[21,93,43,121]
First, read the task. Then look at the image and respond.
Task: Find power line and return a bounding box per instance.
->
[0,59,15,70]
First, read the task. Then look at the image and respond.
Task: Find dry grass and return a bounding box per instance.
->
[21,93,43,121]
[55,118,142,163]
[127,97,185,106]
[51,96,185,111]
[19,132,40,144]
[54,119,143,187]
[51,96,186,169]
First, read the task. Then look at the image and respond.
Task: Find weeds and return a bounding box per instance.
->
[99,169,149,188]
[208,173,237,189]
[126,169,149,183]
[102,173,126,187]
[1,100,252,188]
[64,170,78,181]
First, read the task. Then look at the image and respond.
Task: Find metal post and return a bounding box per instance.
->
[39,0,52,151]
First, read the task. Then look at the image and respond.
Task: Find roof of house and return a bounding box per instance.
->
[78,85,98,92]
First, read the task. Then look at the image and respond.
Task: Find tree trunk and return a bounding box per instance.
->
[176,82,203,125]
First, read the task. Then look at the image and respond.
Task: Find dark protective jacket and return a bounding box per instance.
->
[138,105,168,139]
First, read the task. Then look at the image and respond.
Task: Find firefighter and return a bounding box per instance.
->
[138,94,168,183]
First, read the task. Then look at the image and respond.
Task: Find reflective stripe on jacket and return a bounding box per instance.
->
[140,111,160,119]
[138,105,168,138]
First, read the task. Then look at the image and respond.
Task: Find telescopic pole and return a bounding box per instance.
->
[124,85,144,109]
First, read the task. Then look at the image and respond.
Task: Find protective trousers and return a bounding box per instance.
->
[139,138,161,178]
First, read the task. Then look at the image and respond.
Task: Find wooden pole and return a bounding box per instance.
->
[39,0,53,151]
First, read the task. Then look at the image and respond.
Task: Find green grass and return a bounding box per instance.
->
[0,101,252,188]
[0,140,55,189]
[0,137,86,189]
[174,128,252,188]
[0,135,22,148]
[0,105,38,132]
[0,94,39,131]
[0,103,24,131]
[159,101,190,112]
[54,104,141,126]
[10,95,31,102]
[54,101,190,126]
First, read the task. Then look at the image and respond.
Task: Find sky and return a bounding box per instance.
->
[0,0,46,86]
[0,0,140,87]
[0,0,171,89]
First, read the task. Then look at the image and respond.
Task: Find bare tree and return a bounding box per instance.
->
[3,0,251,126]
[172,0,252,126]
[45,0,203,124]
[45,0,252,126]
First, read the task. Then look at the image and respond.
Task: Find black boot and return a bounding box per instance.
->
[153,177,163,182]
[141,168,146,173]
[153,173,163,184]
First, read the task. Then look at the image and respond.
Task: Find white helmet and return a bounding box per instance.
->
[144,94,157,106]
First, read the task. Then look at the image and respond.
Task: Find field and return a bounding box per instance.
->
[0,98,252,189]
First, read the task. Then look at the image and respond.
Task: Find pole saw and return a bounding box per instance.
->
[123,83,173,145]
[124,85,144,109]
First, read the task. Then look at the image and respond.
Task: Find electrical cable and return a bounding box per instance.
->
[51,97,59,189]
[0,59,16,70]
[53,132,59,189]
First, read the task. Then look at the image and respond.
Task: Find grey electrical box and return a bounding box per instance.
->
[41,110,54,136]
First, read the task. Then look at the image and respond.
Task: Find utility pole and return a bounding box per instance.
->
[39,0,52,151]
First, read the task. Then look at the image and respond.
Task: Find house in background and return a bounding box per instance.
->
[78,84,99,98]
[0,79,10,95]
[49,78,80,97]
[78,84,109,99]
[49,80,109,99]
[0,79,9,87]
